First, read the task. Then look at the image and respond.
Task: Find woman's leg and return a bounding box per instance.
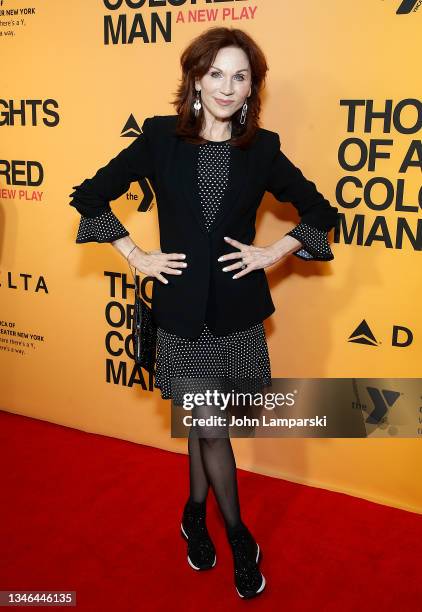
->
[191,402,242,529]
[198,436,242,528]
[187,426,210,503]
[181,424,216,571]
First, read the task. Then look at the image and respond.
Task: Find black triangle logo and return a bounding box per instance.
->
[121,114,141,138]
[348,319,378,346]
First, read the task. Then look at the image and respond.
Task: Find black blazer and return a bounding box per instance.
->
[69,114,339,338]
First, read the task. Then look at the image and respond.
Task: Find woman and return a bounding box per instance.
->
[69,27,338,599]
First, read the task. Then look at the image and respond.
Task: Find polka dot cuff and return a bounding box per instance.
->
[285,222,334,261]
[75,209,129,243]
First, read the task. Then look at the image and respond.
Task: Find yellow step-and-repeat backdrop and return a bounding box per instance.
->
[1,0,421,513]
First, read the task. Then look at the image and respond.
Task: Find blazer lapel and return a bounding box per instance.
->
[175,137,251,235]
[176,139,206,234]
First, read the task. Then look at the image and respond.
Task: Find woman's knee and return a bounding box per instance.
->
[197,434,229,448]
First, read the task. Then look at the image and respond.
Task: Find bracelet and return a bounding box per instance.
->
[126,245,137,261]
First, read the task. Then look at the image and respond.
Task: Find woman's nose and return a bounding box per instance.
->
[220,79,233,96]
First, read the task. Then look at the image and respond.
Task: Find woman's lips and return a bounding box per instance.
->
[214,98,234,106]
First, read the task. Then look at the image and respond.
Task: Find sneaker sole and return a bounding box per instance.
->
[235,542,266,599]
[180,522,217,571]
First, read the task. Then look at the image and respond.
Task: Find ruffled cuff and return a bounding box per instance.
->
[285,222,334,261]
[75,209,129,243]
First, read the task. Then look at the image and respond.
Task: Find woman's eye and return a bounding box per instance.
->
[209,71,245,81]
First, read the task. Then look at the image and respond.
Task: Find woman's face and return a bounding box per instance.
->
[195,46,252,122]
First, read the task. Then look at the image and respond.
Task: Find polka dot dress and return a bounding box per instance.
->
[197,139,230,231]
[154,139,272,403]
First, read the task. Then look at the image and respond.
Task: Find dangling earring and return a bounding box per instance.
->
[193,90,202,117]
[240,99,248,125]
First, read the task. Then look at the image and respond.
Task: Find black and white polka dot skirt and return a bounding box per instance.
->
[154,320,272,404]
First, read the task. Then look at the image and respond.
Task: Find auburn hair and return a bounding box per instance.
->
[171,27,269,149]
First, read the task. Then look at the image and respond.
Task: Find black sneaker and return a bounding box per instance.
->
[227,522,266,598]
[180,498,217,570]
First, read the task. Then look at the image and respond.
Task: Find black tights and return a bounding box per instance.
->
[187,403,242,529]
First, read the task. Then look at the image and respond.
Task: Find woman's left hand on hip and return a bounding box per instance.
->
[217,236,283,279]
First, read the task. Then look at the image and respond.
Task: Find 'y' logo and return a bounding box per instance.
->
[396,0,418,13]
[365,387,400,424]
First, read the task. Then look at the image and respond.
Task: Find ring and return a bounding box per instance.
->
[241,263,246,269]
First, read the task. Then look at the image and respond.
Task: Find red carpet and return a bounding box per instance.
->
[0,409,420,611]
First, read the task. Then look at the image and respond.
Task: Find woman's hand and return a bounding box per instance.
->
[128,246,187,285]
[217,235,303,279]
